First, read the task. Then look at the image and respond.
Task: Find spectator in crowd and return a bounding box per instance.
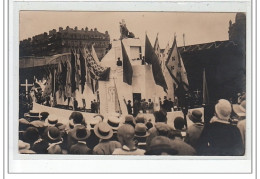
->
[146,110,174,146]
[22,127,40,148]
[135,116,146,124]
[185,110,204,148]
[162,96,169,111]
[148,99,154,113]
[127,100,132,115]
[124,115,136,128]
[73,98,78,111]
[86,116,102,150]
[45,126,63,154]
[93,122,121,155]
[106,115,121,141]
[70,125,91,154]
[145,136,178,155]
[233,100,246,146]
[170,131,196,155]
[91,101,95,113]
[146,119,153,130]
[168,98,174,111]
[116,57,122,66]
[67,112,86,152]
[113,124,145,155]
[19,140,36,154]
[133,99,141,117]
[93,100,98,113]
[196,99,244,156]
[134,123,150,150]
[143,99,148,113]
[173,117,187,140]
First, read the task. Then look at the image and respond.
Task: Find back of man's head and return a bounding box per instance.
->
[70,112,83,124]
[153,110,167,123]
[117,124,135,145]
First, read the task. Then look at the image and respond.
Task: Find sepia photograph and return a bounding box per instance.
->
[18,11,247,157]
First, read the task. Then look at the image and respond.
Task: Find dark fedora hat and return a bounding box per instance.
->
[47,127,62,142]
[188,110,202,123]
[134,123,149,137]
[23,127,39,143]
[71,125,91,141]
[94,122,113,140]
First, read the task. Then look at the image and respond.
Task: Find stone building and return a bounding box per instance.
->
[19,26,110,60]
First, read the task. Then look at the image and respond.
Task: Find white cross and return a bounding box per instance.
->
[20,79,33,97]
[194,89,200,95]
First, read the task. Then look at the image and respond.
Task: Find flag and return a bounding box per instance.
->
[121,40,133,85]
[154,33,160,59]
[145,34,168,92]
[70,49,77,93]
[79,49,86,93]
[82,48,110,81]
[166,36,189,91]
[42,72,52,98]
[162,42,170,71]
[91,45,100,64]
[203,68,209,105]
[75,49,81,90]
[65,60,72,98]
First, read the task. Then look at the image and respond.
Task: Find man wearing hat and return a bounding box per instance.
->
[32,126,63,154]
[185,110,204,148]
[233,100,246,145]
[113,124,145,155]
[145,136,178,155]
[196,99,244,156]
[127,100,132,115]
[106,115,121,141]
[70,125,91,154]
[146,110,174,146]
[93,122,121,155]
[134,123,150,150]
[46,126,63,154]
[85,115,102,150]
[124,115,136,128]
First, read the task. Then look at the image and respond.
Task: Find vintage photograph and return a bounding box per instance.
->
[18,11,246,156]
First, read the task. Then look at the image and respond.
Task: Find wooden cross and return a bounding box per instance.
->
[20,79,33,97]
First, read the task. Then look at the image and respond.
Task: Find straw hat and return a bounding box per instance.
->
[71,125,91,141]
[107,116,121,130]
[94,122,113,140]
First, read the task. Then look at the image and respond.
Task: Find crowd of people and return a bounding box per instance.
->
[19,95,246,156]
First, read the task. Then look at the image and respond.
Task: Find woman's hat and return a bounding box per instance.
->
[233,100,246,116]
[94,122,113,140]
[71,125,91,141]
[215,99,232,121]
[188,110,202,122]
[134,123,149,137]
[47,127,62,142]
[107,116,121,130]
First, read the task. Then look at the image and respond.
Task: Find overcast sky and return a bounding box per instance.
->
[20,11,236,47]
